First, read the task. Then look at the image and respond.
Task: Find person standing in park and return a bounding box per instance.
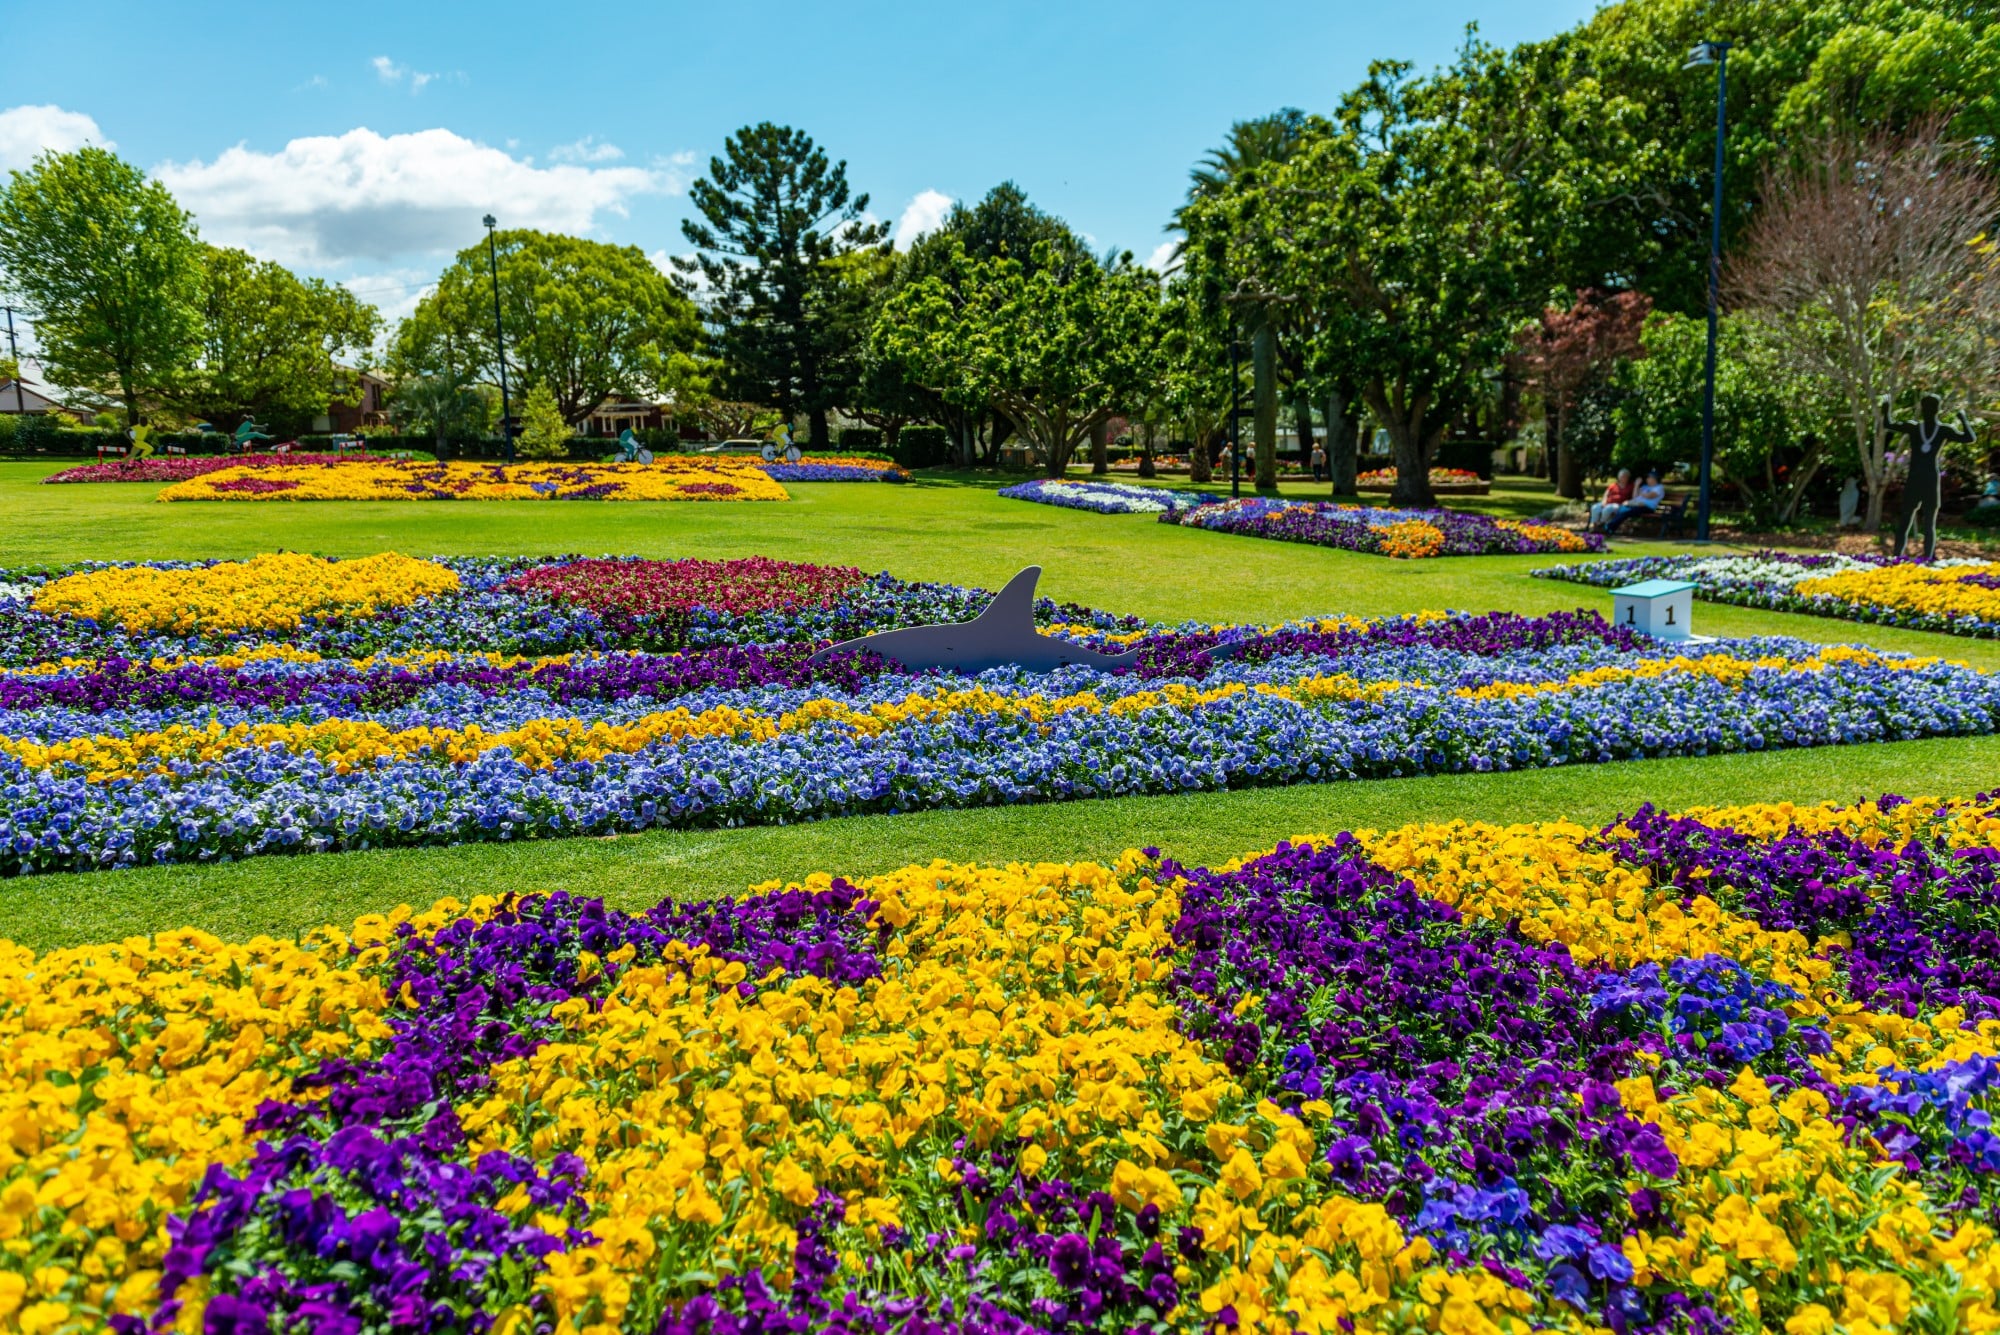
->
[1882,394,1975,560]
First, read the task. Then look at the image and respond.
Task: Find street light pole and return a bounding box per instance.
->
[1228,334,1242,500]
[1685,40,1732,543]
[482,215,514,462]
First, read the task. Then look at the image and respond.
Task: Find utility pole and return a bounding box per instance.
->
[3,308,24,418]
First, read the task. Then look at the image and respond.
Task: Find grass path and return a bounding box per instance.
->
[6,462,1997,665]
[3,735,1992,951]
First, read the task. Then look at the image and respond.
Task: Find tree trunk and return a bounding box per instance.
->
[1554,405,1583,500]
[1368,382,1439,508]
[1189,419,1213,484]
[1293,390,1315,464]
[1138,420,1157,479]
[808,407,830,449]
[1865,481,1888,532]
[1327,391,1357,497]
[1090,417,1109,475]
[1253,318,1279,492]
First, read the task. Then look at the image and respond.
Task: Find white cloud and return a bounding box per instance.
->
[338,267,437,331]
[371,56,446,93]
[652,150,696,194]
[157,127,671,268]
[0,104,112,173]
[551,135,623,164]
[893,188,953,249]
[1143,241,1180,273]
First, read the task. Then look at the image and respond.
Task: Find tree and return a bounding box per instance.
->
[1730,122,1999,530]
[389,375,489,454]
[394,230,697,427]
[1177,109,1322,492]
[876,242,1160,478]
[174,245,381,431]
[1264,53,1558,507]
[515,383,572,459]
[1158,276,1232,484]
[678,123,888,447]
[871,182,1093,465]
[1617,310,1844,527]
[0,147,203,424]
[1513,289,1652,499]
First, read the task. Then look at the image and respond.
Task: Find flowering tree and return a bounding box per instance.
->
[1514,289,1652,499]
[1731,123,1999,530]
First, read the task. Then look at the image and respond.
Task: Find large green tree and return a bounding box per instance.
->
[393,230,697,427]
[0,147,203,425]
[1254,52,1580,507]
[1544,0,2000,311]
[1176,109,1323,492]
[174,245,381,429]
[678,123,888,447]
[875,242,1160,477]
[856,182,1093,465]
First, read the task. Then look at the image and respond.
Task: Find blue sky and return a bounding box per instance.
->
[3,0,1601,335]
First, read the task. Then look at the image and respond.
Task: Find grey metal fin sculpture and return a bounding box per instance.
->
[807,566,1148,674]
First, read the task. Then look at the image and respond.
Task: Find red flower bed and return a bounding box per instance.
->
[209,476,303,494]
[42,453,372,484]
[503,557,871,629]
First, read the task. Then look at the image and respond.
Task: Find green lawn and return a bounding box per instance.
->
[4,736,1991,952]
[2,458,1997,948]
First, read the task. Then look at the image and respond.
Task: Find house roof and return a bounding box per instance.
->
[0,379,65,414]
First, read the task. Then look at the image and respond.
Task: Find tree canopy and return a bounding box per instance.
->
[874,241,1161,478]
[0,147,204,424]
[678,123,888,446]
[174,245,381,430]
[393,230,697,427]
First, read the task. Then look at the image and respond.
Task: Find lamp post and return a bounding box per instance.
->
[482,215,514,462]
[1684,39,1732,543]
[1228,334,1243,499]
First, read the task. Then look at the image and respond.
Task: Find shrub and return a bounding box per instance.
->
[838,426,884,451]
[1962,505,2000,529]
[896,424,951,469]
[515,385,573,461]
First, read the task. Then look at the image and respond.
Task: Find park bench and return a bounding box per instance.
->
[1631,493,1689,539]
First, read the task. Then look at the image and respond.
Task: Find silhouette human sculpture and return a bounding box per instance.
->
[1882,395,1974,560]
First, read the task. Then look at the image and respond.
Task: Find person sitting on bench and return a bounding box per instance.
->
[1589,469,1634,530]
[1604,470,1666,534]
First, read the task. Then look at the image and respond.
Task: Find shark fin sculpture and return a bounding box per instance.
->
[807,566,1148,674]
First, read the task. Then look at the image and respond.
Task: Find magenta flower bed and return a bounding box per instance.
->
[42,454,373,484]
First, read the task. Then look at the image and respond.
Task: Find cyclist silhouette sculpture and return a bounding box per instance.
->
[1882,394,1975,561]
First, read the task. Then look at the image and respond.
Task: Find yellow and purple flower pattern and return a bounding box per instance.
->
[6,792,2000,1332]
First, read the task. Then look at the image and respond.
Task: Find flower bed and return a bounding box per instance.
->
[12,790,2000,1333]
[758,454,908,482]
[1356,466,1491,495]
[999,478,1220,515]
[41,453,378,484]
[2,552,1997,874]
[1537,552,2000,638]
[1163,497,1599,558]
[31,552,460,634]
[157,458,791,502]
